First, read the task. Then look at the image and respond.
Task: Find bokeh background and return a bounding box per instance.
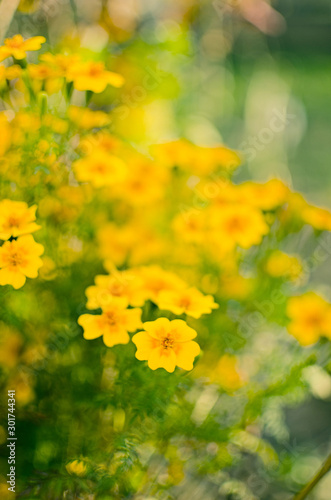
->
[7,0,331,202]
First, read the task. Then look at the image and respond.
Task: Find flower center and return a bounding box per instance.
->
[162,336,174,350]
[89,66,102,77]
[179,296,191,308]
[93,162,106,174]
[104,311,118,326]
[305,313,322,328]
[8,251,24,267]
[7,216,20,228]
[226,216,244,233]
[8,39,22,49]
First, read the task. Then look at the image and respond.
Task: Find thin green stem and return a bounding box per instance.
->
[293,452,331,500]
[69,0,79,26]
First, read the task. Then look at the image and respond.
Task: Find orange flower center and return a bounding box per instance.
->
[104,311,118,326]
[162,336,174,350]
[187,219,198,230]
[226,216,245,233]
[305,313,323,329]
[7,251,25,267]
[109,282,124,296]
[88,66,103,77]
[130,180,144,191]
[7,39,23,49]
[179,296,191,308]
[7,216,20,227]
[92,162,106,174]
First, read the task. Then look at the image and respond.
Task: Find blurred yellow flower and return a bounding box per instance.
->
[219,273,254,300]
[78,300,142,347]
[210,204,269,250]
[150,139,241,175]
[302,205,331,232]
[287,292,331,345]
[211,354,244,391]
[137,265,187,303]
[116,157,169,206]
[0,35,46,62]
[8,372,35,406]
[85,270,145,309]
[150,139,194,168]
[172,211,206,244]
[0,114,12,156]
[67,61,124,93]
[0,200,40,240]
[0,64,22,83]
[27,63,61,80]
[68,106,111,129]
[265,251,302,281]
[132,317,200,372]
[239,179,289,211]
[40,52,81,77]
[0,235,44,289]
[156,287,218,318]
[66,459,87,477]
[190,144,241,175]
[0,324,22,369]
[73,150,127,188]
[97,223,135,266]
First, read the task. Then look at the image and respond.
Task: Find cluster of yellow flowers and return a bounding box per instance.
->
[0,35,123,97]
[1,33,331,380]
[79,265,218,373]
[0,200,43,289]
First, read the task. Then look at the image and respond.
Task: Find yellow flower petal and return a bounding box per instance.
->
[103,330,130,347]
[132,331,158,360]
[0,267,26,289]
[174,341,200,370]
[148,346,177,373]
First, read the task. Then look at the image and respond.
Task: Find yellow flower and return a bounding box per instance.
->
[0,235,44,289]
[265,251,302,281]
[40,52,81,77]
[211,354,244,391]
[156,287,218,318]
[0,324,22,369]
[132,318,200,373]
[220,273,254,300]
[0,200,40,240]
[172,210,206,244]
[78,130,120,155]
[239,180,289,211]
[0,64,22,83]
[0,35,46,62]
[68,106,111,129]
[150,140,241,174]
[73,150,127,188]
[67,61,124,93]
[97,223,136,266]
[115,157,169,206]
[0,114,12,156]
[287,292,331,345]
[210,204,269,250]
[85,270,146,309]
[302,205,331,232]
[78,300,142,347]
[28,63,61,79]
[66,459,87,477]
[189,144,241,175]
[150,139,194,168]
[137,265,187,303]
